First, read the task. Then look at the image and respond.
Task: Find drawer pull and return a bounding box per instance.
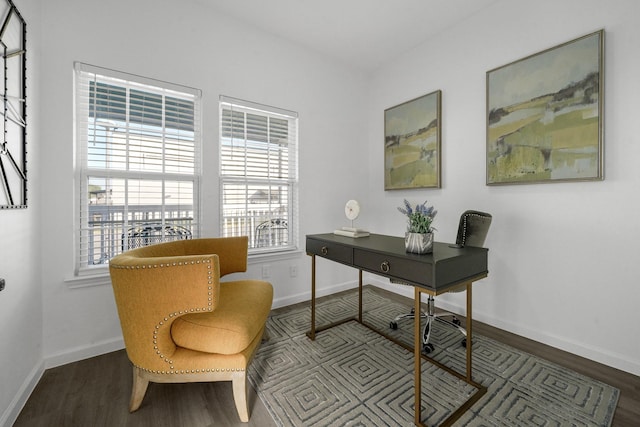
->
[380,261,390,273]
[321,246,328,255]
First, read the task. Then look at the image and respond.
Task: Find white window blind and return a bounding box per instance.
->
[74,63,201,274]
[219,96,298,253]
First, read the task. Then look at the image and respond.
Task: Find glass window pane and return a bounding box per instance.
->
[76,63,201,271]
[219,98,297,252]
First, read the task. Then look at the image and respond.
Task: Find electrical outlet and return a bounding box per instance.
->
[289,265,298,277]
[0,278,5,292]
[262,265,271,279]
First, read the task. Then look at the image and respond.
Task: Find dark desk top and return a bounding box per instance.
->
[306,233,488,293]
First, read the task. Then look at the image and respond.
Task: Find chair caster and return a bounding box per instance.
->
[389,321,398,330]
[452,317,461,326]
[461,338,467,348]
[423,343,435,354]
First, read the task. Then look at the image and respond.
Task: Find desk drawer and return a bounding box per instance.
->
[354,249,432,286]
[307,239,353,264]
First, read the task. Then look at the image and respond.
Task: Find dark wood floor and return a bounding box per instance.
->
[14,285,640,426]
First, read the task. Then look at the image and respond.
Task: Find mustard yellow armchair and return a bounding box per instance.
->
[109,236,273,422]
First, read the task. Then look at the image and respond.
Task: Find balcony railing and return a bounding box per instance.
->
[221,210,289,249]
[86,205,289,265]
[87,204,194,265]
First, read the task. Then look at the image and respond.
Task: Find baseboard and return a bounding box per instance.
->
[272,280,358,309]
[0,360,44,427]
[44,336,125,369]
[368,276,640,377]
[44,281,352,370]
[465,304,640,377]
[2,338,126,427]
[46,277,640,377]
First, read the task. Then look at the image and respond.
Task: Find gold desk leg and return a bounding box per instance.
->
[414,286,422,426]
[413,283,476,426]
[310,255,316,341]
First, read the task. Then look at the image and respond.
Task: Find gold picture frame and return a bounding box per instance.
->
[384,90,441,190]
[486,30,604,185]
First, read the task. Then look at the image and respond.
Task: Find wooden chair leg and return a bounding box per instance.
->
[129,366,150,412]
[232,371,249,422]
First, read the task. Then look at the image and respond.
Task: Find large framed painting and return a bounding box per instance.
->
[385,90,441,190]
[486,30,604,185]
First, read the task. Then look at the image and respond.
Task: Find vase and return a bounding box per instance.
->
[405,232,433,254]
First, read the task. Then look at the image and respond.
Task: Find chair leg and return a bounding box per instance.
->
[390,308,427,330]
[434,315,467,336]
[129,366,150,412]
[422,297,469,351]
[422,296,437,353]
[232,371,250,422]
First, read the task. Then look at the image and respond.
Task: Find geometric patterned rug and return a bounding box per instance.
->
[249,287,619,426]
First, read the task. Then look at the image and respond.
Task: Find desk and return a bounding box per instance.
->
[306,233,489,427]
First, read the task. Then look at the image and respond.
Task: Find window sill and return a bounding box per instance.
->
[65,249,305,289]
[65,272,111,289]
[248,248,304,264]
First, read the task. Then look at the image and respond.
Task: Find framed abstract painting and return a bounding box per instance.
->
[384,90,441,190]
[486,30,604,185]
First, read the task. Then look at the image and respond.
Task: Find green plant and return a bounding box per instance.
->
[397,199,437,234]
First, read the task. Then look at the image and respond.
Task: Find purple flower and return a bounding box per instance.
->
[398,199,437,233]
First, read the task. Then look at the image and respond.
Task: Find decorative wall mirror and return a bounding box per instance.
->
[0,0,26,209]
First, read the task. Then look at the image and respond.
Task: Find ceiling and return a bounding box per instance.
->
[203,0,499,72]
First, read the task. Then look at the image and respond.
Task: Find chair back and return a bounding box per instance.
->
[455,210,492,247]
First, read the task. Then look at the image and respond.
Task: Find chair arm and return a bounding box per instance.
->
[109,253,220,371]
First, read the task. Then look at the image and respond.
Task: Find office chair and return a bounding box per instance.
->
[389,210,492,353]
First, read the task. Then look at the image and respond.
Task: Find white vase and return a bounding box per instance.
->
[405,232,434,254]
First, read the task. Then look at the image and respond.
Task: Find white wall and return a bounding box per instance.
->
[37,0,368,370]
[0,1,43,426]
[366,0,640,375]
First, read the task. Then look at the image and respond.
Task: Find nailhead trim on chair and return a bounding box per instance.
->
[461,214,478,245]
[111,258,212,272]
[113,258,218,371]
[133,364,245,375]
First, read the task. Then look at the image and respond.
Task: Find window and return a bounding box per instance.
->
[219,96,298,254]
[74,63,201,274]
